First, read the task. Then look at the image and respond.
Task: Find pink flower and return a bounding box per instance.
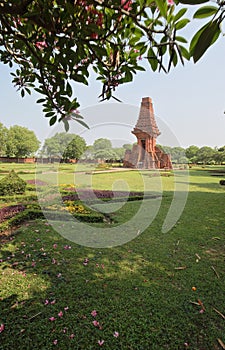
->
[57,273,62,278]
[69,333,75,339]
[168,0,174,4]
[121,0,132,11]
[53,339,58,345]
[93,320,100,327]
[90,32,98,39]
[83,258,89,265]
[91,310,97,317]
[64,245,71,250]
[199,309,205,314]
[35,41,47,50]
[49,317,56,321]
[51,300,56,304]
[98,340,104,346]
[64,306,69,311]
[58,311,63,318]
[0,324,5,333]
[53,244,57,249]
[44,299,49,305]
[113,331,119,338]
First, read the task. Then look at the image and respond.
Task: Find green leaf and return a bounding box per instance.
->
[175,18,190,30]
[73,118,89,129]
[45,112,56,118]
[63,119,69,132]
[74,74,88,85]
[66,82,73,97]
[192,21,221,62]
[176,36,188,43]
[123,70,133,83]
[190,22,208,55]
[193,6,218,19]
[21,89,25,98]
[49,116,57,126]
[155,0,167,18]
[135,66,146,71]
[25,88,31,95]
[179,45,190,60]
[36,98,46,103]
[147,47,158,72]
[173,8,188,23]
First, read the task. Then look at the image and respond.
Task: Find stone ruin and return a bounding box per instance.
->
[123,97,172,169]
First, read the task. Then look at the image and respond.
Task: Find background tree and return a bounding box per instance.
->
[0,123,8,156]
[92,138,117,160]
[212,146,225,164]
[0,0,223,128]
[63,135,87,160]
[196,146,215,164]
[113,147,126,160]
[122,144,133,151]
[93,138,113,151]
[185,145,199,163]
[5,125,40,157]
[43,132,86,159]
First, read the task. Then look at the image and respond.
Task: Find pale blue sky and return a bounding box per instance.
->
[0,13,225,149]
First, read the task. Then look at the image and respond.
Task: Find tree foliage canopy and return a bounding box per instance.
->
[0,0,224,129]
[43,132,87,159]
[5,125,40,157]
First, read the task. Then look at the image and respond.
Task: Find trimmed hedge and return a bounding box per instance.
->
[0,170,27,195]
[0,208,104,233]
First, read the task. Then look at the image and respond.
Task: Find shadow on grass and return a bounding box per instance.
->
[0,189,225,349]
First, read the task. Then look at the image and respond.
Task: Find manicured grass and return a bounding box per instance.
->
[0,164,225,349]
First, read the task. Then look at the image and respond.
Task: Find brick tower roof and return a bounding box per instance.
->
[133,97,160,137]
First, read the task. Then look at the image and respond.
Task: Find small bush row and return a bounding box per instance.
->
[0,207,105,233]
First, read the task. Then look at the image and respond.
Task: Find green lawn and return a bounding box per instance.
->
[0,164,225,349]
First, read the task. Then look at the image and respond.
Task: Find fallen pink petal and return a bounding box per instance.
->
[58,311,63,318]
[49,317,56,321]
[113,331,119,338]
[91,310,97,317]
[0,324,5,333]
[98,340,105,346]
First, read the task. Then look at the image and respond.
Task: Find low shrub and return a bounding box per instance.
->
[0,170,27,195]
[96,163,112,170]
[219,179,225,186]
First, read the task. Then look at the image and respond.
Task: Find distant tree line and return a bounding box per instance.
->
[42,135,225,165]
[158,145,225,165]
[1,122,225,165]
